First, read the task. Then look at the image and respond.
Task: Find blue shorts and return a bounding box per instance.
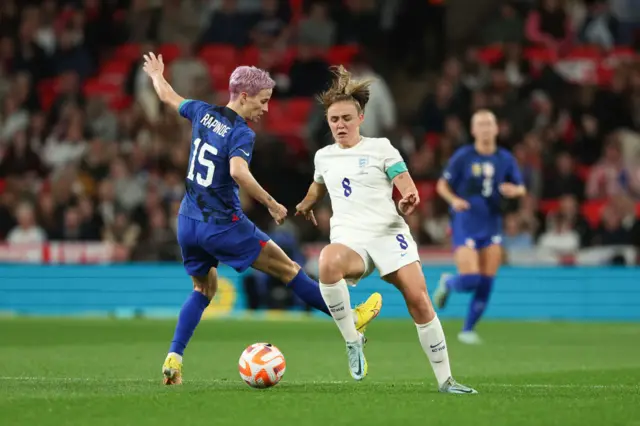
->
[177,214,270,276]
[452,233,503,251]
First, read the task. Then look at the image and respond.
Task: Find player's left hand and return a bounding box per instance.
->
[398,192,420,216]
[142,52,165,78]
[295,202,317,226]
[499,183,524,198]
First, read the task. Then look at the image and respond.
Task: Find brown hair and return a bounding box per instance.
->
[318,65,374,113]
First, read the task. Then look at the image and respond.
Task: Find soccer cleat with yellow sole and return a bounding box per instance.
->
[162,353,183,385]
[353,292,383,333]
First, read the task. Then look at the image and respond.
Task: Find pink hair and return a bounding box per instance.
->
[228,66,276,100]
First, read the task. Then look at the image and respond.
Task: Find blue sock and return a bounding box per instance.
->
[463,275,494,332]
[287,269,331,316]
[168,291,210,355]
[446,274,482,292]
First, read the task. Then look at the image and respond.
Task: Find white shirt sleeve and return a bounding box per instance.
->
[380,138,404,172]
[313,151,325,184]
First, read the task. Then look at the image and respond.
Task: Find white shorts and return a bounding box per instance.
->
[333,231,421,286]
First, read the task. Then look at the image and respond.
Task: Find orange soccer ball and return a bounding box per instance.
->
[238,343,286,388]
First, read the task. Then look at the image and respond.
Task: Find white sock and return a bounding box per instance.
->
[416,315,452,387]
[320,279,359,342]
[167,352,183,363]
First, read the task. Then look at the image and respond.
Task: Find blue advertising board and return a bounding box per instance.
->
[0,265,639,320]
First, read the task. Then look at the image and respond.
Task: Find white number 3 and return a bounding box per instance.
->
[482,177,493,197]
[187,138,218,187]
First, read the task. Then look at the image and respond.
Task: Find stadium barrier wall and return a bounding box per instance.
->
[1,264,640,321]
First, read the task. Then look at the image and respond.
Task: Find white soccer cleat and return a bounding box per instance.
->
[439,377,478,394]
[434,273,452,309]
[458,331,482,345]
[346,334,368,381]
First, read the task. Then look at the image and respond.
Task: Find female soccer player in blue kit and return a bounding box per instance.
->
[434,110,526,345]
[141,53,382,385]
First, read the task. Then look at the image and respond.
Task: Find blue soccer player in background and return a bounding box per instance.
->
[141,52,382,384]
[434,109,525,345]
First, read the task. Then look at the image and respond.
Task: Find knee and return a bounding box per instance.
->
[192,271,217,300]
[272,259,300,283]
[194,284,216,300]
[318,248,345,284]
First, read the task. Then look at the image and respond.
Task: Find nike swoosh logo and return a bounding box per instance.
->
[239,149,250,156]
[400,253,407,257]
[328,303,343,309]
[430,340,444,349]
[354,356,363,376]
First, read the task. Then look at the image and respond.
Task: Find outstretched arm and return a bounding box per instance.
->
[393,171,420,216]
[295,182,327,226]
[230,157,288,224]
[142,52,184,111]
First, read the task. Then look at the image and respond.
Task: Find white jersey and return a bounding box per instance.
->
[313,137,409,241]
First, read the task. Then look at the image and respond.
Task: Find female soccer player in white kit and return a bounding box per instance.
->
[296,66,477,394]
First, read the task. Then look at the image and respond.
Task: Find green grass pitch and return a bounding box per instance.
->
[2,318,639,426]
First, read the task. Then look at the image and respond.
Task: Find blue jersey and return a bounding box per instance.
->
[178,99,255,224]
[442,144,523,245]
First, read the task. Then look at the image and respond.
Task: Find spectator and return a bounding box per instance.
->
[537,212,580,254]
[200,0,253,46]
[543,150,584,199]
[525,0,573,53]
[578,0,617,50]
[250,0,291,49]
[298,1,336,49]
[6,202,46,244]
[350,54,396,138]
[482,2,525,45]
[554,194,592,247]
[169,42,209,99]
[156,0,203,45]
[586,136,640,199]
[503,212,535,251]
[592,202,635,246]
[287,43,331,97]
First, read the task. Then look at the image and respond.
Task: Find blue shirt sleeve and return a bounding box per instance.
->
[442,148,465,187]
[178,99,211,121]
[505,152,524,186]
[229,129,255,163]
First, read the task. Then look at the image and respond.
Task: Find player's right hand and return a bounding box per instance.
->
[268,202,288,225]
[142,52,165,79]
[451,197,470,212]
[295,202,317,226]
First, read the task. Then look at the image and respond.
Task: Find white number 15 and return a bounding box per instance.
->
[187,138,218,187]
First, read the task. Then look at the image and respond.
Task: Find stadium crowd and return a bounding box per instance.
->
[0,0,638,262]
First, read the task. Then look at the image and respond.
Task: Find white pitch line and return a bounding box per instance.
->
[0,377,638,389]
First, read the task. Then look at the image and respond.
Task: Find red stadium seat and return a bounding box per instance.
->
[83,79,122,98]
[581,200,606,227]
[158,43,181,63]
[199,44,238,67]
[264,99,287,128]
[566,45,601,60]
[576,165,591,181]
[325,45,360,66]
[207,62,236,91]
[286,98,313,123]
[239,46,261,66]
[115,43,140,62]
[539,199,560,215]
[424,132,441,149]
[416,180,436,201]
[477,45,504,64]
[99,59,130,84]
[524,46,557,63]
